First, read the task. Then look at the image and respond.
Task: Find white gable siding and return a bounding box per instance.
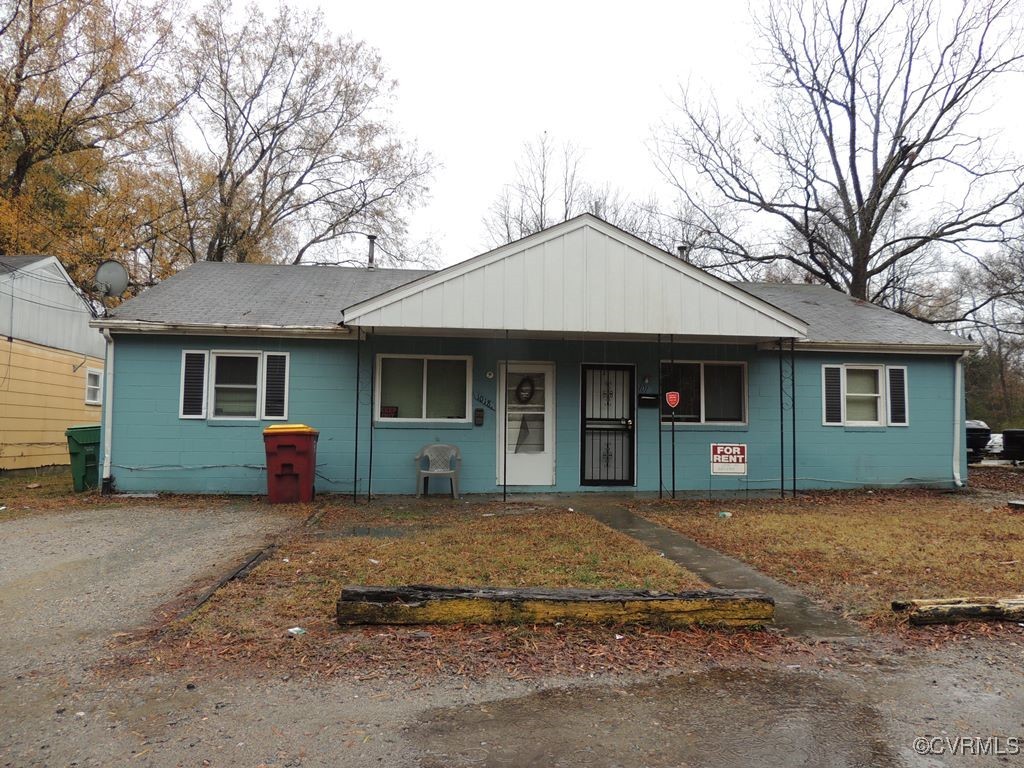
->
[0,258,103,357]
[346,220,807,339]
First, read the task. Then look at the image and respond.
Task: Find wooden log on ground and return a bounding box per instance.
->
[892,596,1024,625]
[337,585,774,628]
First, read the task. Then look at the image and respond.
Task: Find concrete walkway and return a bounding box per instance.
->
[583,503,863,642]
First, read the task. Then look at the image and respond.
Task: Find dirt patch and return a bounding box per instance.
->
[307,495,553,530]
[114,620,803,682]
[634,489,1024,632]
[967,465,1024,494]
[0,470,323,524]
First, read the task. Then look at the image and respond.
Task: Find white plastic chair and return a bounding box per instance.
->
[414,443,462,498]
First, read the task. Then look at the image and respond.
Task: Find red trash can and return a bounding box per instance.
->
[263,424,319,503]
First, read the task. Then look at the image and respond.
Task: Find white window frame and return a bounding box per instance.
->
[821,364,887,427]
[374,354,473,423]
[843,364,884,427]
[179,350,210,419]
[886,365,909,427]
[209,350,263,421]
[260,352,290,421]
[84,367,103,406]
[659,360,748,425]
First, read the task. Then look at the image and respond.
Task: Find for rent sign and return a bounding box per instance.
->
[710,443,747,476]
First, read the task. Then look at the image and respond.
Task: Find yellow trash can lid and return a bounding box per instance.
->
[263,423,319,435]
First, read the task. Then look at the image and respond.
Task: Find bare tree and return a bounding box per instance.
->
[483,133,586,245]
[483,132,665,248]
[165,0,431,265]
[657,0,1024,303]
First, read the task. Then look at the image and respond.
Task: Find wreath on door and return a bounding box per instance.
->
[515,376,535,404]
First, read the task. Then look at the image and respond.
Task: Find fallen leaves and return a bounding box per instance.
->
[109,620,804,682]
[968,466,1024,494]
[636,488,1024,634]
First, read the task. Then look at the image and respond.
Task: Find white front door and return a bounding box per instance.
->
[497,362,556,485]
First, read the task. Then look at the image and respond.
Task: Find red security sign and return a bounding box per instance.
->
[665,391,680,409]
[710,443,747,476]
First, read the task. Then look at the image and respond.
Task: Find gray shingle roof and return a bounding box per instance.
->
[108,262,432,328]
[738,282,970,347]
[106,261,971,348]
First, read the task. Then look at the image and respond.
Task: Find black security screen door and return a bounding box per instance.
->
[581,365,636,485]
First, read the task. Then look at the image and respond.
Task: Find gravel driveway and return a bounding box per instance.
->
[0,504,294,678]
[0,503,294,766]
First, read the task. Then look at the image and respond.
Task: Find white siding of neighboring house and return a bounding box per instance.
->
[0,258,104,357]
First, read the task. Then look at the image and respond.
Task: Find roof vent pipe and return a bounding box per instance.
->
[367,234,377,270]
[676,244,690,263]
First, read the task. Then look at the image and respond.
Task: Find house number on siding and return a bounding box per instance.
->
[474,393,495,412]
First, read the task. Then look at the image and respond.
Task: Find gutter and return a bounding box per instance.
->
[89,319,354,339]
[757,341,979,355]
[101,329,115,493]
[953,351,967,488]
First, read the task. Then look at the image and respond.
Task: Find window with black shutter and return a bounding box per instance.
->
[262,353,289,419]
[887,366,908,426]
[180,351,209,418]
[822,365,843,424]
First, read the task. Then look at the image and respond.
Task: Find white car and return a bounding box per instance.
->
[987,433,1003,456]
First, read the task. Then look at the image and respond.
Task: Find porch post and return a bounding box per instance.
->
[790,338,797,497]
[778,338,785,499]
[657,333,663,500]
[352,330,361,503]
[670,333,676,499]
[503,329,508,503]
[367,329,375,502]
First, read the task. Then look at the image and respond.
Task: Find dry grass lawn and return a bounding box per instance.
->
[0,469,312,520]
[191,509,703,636]
[0,470,87,516]
[116,507,757,679]
[636,486,1024,627]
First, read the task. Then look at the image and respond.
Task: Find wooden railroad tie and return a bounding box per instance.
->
[892,596,1024,625]
[337,585,774,628]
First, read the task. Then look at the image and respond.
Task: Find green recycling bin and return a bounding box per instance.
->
[65,424,101,492]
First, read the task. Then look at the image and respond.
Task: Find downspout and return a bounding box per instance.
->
[101,329,115,494]
[953,351,967,487]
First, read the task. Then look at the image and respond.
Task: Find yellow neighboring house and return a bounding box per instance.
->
[1,255,105,470]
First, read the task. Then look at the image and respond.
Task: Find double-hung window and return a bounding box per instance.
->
[376,355,471,421]
[822,364,908,427]
[213,353,260,418]
[660,361,747,424]
[179,350,290,420]
[85,368,103,405]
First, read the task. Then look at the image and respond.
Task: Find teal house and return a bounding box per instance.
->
[91,215,975,496]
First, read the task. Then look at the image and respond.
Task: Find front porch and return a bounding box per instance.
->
[354,334,798,497]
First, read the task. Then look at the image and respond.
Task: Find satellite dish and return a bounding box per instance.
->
[94,260,129,298]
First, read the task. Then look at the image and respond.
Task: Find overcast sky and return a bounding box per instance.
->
[250,0,757,266]
[250,0,1021,268]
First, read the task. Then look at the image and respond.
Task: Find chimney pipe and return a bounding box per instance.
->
[676,244,690,263]
[367,234,377,270]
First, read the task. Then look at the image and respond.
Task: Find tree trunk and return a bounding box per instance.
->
[849,242,870,300]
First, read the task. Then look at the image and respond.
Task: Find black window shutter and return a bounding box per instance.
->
[263,354,288,418]
[888,367,907,425]
[823,366,843,424]
[181,353,207,417]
